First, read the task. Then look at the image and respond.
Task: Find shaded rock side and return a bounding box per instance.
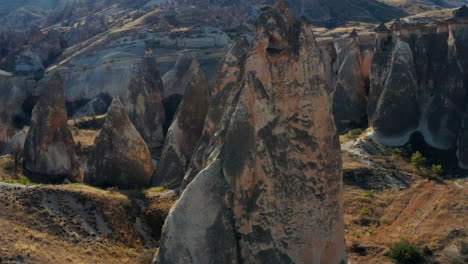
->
[368,38,420,144]
[155,3,346,264]
[181,36,250,190]
[123,56,165,149]
[84,98,154,189]
[332,37,369,133]
[23,73,80,182]
[152,59,210,189]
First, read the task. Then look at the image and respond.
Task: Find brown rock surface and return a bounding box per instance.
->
[123,56,165,149]
[155,3,346,263]
[84,98,154,189]
[23,73,80,182]
[152,58,210,189]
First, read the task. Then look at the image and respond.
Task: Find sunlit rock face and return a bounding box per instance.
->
[152,58,210,189]
[367,8,468,169]
[154,3,346,264]
[23,73,80,183]
[84,98,154,189]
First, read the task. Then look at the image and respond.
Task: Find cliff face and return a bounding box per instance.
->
[366,14,468,168]
[155,3,346,263]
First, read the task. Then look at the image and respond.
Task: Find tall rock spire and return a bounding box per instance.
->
[154,2,347,263]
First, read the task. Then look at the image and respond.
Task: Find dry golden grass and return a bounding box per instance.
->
[72,129,100,149]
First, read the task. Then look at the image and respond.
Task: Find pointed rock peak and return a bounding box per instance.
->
[349,29,359,38]
[174,53,195,75]
[375,22,390,32]
[255,1,304,56]
[84,96,154,189]
[453,5,468,18]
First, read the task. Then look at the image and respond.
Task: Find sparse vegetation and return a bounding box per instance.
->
[360,208,370,215]
[392,147,408,157]
[388,239,424,264]
[363,190,374,198]
[146,186,167,193]
[411,151,427,172]
[5,176,38,185]
[342,128,364,142]
[1,160,15,172]
[430,164,443,178]
[353,232,361,238]
[368,229,377,235]
[138,248,158,264]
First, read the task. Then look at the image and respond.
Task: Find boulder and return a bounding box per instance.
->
[151,59,210,189]
[84,98,154,188]
[23,73,80,182]
[155,3,347,263]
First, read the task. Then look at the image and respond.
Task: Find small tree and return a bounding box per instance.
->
[430,164,443,178]
[11,144,23,178]
[411,151,427,172]
[388,239,424,264]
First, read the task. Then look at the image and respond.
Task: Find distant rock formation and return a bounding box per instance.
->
[123,56,165,149]
[152,58,209,189]
[331,33,370,133]
[367,7,468,159]
[155,3,346,263]
[84,98,154,189]
[23,73,80,182]
[3,131,26,155]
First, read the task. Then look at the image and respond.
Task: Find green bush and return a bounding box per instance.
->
[360,208,370,215]
[368,229,377,235]
[430,164,443,178]
[388,239,424,264]
[363,190,374,198]
[411,151,427,171]
[1,160,15,172]
[5,176,37,185]
[392,148,408,157]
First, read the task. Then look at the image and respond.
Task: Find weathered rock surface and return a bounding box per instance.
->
[23,73,80,182]
[181,37,250,190]
[365,8,468,169]
[3,131,26,155]
[152,59,209,189]
[84,98,154,188]
[331,34,370,133]
[155,3,346,263]
[122,56,165,148]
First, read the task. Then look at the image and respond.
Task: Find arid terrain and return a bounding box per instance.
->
[1,0,467,263]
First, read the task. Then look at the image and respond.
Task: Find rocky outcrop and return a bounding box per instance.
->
[123,56,165,148]
[367,8,468,167]
[84,98,154,189]
[331,33,370,133]
[155,3,346,263]
[152,59,209,189]
[23,73,80,182]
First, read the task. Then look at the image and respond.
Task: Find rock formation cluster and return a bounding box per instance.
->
[155,3,347,263]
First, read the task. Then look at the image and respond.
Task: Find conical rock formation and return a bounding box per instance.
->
[84,98,154,188]
[155,2,347,263]
[151,58,210,189]
[23,73,80,182]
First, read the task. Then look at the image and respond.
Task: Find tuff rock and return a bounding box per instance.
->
[84,98,154,188]
[152,58,210,189]
[155,3,347,263]
[23,73,80,182]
